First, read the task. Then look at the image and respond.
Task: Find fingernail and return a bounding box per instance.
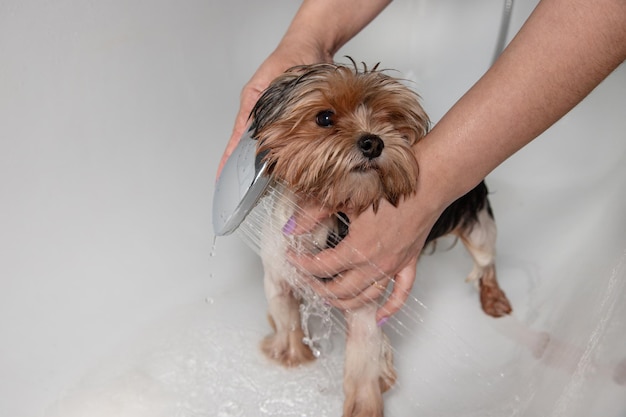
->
[377,317,388,327]
[282,216,296,235]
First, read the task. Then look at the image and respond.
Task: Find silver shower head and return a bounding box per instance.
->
[212,129,271,236]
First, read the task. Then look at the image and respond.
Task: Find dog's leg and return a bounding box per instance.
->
[258,186,315,367]
[456,205,512,317]
[260,265,316,367]
[342,304,395,417]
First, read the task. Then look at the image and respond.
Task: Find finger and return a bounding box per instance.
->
[287,240,363,282]
[217,86,263,178]
[299,274,341,300]
[300,269,391,312]
[217,115,248,178]
[302,264,389,299]
[326,275,391,311]
[376,256,417,324]
[289,203,334,235]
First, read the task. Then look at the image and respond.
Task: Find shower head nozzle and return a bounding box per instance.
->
[212,129,271,236]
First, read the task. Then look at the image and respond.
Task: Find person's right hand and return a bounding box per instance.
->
[216,44,332,178]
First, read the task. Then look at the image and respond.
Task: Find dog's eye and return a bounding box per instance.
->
[315,110,335,127]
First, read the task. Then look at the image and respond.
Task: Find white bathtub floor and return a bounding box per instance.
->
[1,1,625,416]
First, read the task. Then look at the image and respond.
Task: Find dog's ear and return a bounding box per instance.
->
[249,68,307,137]
[407,102,430,145]
[392,85,430,145]
[249,63,340,137]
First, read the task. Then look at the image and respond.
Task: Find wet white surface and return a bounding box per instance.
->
[1,1,625,416]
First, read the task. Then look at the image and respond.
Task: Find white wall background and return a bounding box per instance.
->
[1,1,625,416]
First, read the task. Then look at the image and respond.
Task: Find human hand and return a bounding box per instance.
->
[217,44,332,178]
[287,193,445,325]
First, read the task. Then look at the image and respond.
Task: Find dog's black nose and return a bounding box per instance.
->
[357,134,384,159]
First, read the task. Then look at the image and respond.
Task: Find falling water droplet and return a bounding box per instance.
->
[210,235,218,257]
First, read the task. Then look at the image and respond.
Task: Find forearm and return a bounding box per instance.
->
[277,0,392,61]
[416,0,626,209]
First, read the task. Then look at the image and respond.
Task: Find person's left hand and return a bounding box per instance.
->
[287,194,444,324]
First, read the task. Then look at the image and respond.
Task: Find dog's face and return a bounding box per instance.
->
[250,63,430,213]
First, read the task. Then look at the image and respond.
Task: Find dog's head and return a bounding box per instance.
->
[250,62,430,213]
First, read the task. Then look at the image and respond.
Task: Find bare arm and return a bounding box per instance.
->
[421,0,626,209]
[217,0,391,176]
[293,0,626,321]
[280,0,392,61]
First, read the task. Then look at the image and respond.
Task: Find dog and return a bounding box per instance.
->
[247,61,512,417]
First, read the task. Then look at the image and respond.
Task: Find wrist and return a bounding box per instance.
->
[412,133,482,214]
[275,32,334,65]
[276,0,392,65]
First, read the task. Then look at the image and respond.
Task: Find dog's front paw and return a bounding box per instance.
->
[479,278,512,317]
[260,329,316,367]
[343,380,384,417]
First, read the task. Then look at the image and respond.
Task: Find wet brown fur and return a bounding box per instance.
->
[250,62,429,213]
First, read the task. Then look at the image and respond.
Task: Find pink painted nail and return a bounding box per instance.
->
[377,317,388,327]
[282,215,296,235]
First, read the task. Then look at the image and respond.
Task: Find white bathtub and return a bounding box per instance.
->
[1,1,624,416]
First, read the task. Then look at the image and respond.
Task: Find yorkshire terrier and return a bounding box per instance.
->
[248,61,512,417]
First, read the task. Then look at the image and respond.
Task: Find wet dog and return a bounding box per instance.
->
[248,61,512,417]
